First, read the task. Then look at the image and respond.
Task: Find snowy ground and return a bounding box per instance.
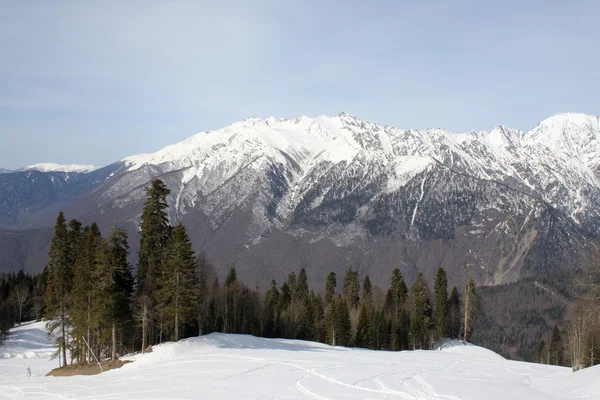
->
[1,322,599,399]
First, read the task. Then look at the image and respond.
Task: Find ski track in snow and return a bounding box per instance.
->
[1,322,598,399]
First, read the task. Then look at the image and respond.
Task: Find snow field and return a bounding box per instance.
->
[1,322,599,399]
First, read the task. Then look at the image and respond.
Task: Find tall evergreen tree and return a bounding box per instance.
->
[44,211,74,367]
[93,225,134,360]
[157,222,198,341]
[137,179,171,346]
[325,272,337,305]
[225,263,237,288]
[71,224,101,363]
[264,280,279,337]
[355,303,372,348]
[410,272,431,350]
[463,277,477,343]
[362,275,372,307]
[295,269,309,301]
[343,270,360,309]
[137,179,171,294]
[433,267,449,341]
[326,296,351,346]
[448,286,461,339]
[549,325,564,366]
[536,339,547,364]
[388,268,408,350]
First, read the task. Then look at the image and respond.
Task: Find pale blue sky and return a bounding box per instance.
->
[1,0,599,169]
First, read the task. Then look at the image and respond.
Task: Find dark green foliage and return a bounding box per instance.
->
[263,280,279,337]
[225,264,237,288]
[156,222,198,340]
[44,211,74,367]
[325,272,336,304]
[410,272,432,350]
[279,281,291,309]
[549,325,564,366]
[463,277,477,342]
[71,223,101,363]
[388,268,409,351]
[326,296,351,346]
[355,303,372,348]
[93,225,134,360]
[434,267,449,341]
[448,286,461,339]
[362,275,372,307]
[343,269,360,309]
[371,308,389,350]
[137,179,171,296]
[536,339,546,364]
[295,269,309,301]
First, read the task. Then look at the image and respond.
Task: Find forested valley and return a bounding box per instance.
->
[1,179,599,372]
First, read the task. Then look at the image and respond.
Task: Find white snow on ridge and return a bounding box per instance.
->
[113,111,600,227]
[1,321,599,399]
[21,163,98,173]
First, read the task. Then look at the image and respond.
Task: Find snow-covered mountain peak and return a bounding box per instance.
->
[525,112,600,164]
[20,163,97,173]
[485,126,523,150]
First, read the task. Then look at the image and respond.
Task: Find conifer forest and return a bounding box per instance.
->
[2,178,595,371]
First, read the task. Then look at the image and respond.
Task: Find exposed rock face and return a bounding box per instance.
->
[0,113,596,292]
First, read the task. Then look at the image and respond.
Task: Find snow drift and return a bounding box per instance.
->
[1,322,598,399]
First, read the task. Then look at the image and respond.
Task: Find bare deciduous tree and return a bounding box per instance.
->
[11,284,30,325]
[568,306,597,371]
[134,294,152,353]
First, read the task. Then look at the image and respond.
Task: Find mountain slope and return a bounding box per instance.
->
[1,322,595,399]
[1,112,596,288]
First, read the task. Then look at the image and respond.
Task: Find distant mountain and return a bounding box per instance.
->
[19,163,98,173]
[3,111,597,360]
[0,168,13,174]
[1,112,597,286]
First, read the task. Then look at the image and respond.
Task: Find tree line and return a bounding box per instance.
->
[536,252,600,371]
[13,179,479,366]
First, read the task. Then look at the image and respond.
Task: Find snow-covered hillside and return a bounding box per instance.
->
[116,112,600,229]
[1,321,598,399]
[20,163,98,173]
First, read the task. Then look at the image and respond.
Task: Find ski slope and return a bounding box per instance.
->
[1,322,599,399]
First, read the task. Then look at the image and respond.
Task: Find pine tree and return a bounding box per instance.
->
[157,222,198,341]
[448,286,461,339]
[362,275,372,307]
[325,272,336,305]
[389,268,408,350]
[279,281,291,310]
[71,224,101,363]
[326,296,351,346]
[137,179,171,346]
[44,211,74,367]
[410,272,431,350]
[536,339,547,364]
[372,308,389,350]
[549,325,564,366]
[93,225,134,360]
[463,277,477,343]
[355,303,372,348]
[264,280,279,337]
[225,263,237,288]
[433,267,449,341]
[343,270,360,309]
[295,269,309,301]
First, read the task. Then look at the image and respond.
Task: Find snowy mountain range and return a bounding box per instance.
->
[19,163,98,173]
[0,112,598,290]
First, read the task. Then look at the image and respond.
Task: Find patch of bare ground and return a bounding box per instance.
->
[46,359,132,376]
